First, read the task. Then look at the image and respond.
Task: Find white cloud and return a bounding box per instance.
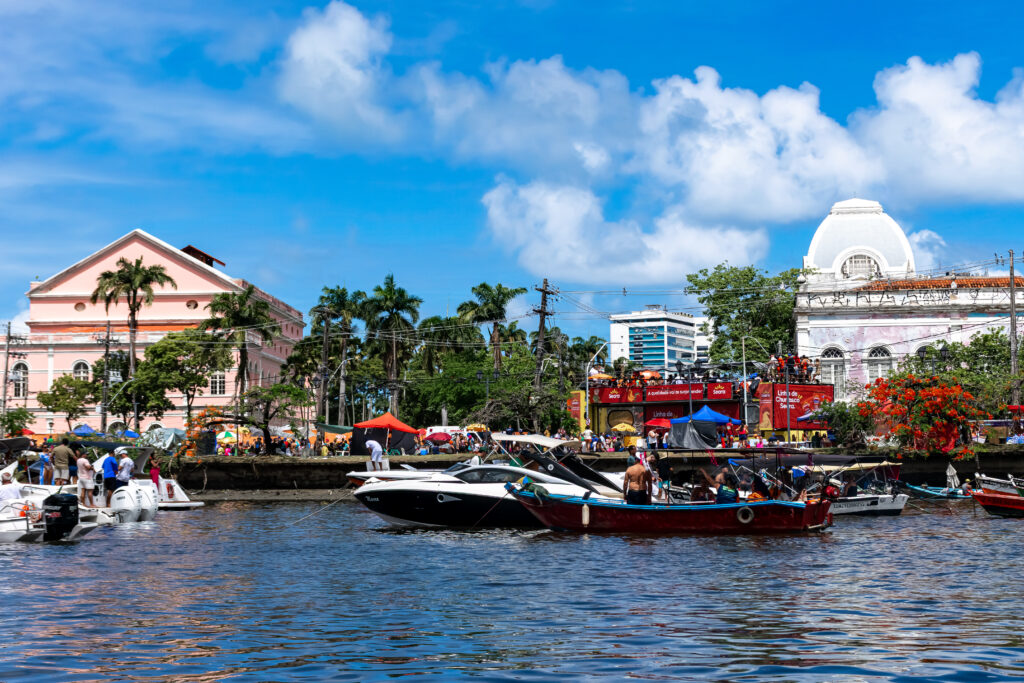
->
[278,1,404,143]
[907,229,948,272]
[10,308,30,334]
[482,178,768,284]
[638,68,882,222]
[855,53,1024,202]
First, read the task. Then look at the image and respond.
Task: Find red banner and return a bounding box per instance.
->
[758,383,834,430]
[644,404,688,423]
[644,384,703,401]
[707,382,733,400]
[590,386,644,403]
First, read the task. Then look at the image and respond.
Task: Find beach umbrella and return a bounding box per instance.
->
[611,423,636,433]
[425,432,451,443]
[644,418,672,429]
[216,430,237,443]
[18,428,35,436]
[465,423,488,432]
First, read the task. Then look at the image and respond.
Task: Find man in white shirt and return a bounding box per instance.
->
[366,439,384,471]
[0,472,22,502]
[116,448,135,484]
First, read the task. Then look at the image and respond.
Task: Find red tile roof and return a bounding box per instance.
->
[854,276,1024,291]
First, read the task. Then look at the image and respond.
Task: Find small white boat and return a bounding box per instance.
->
[0,500,45,543]
[829,492,909,516]
[975,473,1023,496]
[151,477,204,510]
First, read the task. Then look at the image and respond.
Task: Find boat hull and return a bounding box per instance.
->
[510,489,831,534]
[973,491,1024,517]
[355,487,542,528]
[830,493,908,516]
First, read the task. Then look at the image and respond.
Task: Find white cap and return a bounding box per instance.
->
[1,472,12,481]
[114,447,128,456]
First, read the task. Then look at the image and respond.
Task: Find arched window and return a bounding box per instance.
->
[108,421,127,435]
[866,347,893,382]
[841,254,881,279]
[820,348,846,394]
[72,361,90,381]
[209,371,226,396]
[11,362,28,399]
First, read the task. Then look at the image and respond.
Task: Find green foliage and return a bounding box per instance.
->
[199,284,280,398]
[92,351,171,425]
[898,328,1018,416]
[242,383,313,454]
[810,401,872,447]
[0,406,33,437]
[37,375,97,431]
[139,329,232,420]
[362,274,423,412]
[457,282,527,372]
[685,263,805,362]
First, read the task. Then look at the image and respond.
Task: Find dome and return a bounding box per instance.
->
[803,198,915,280]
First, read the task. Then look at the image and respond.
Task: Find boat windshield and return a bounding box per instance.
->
[443,463,470,475]
[455,468,526,484]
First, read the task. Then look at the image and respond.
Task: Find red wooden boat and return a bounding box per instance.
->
[972,490,1024,517]
[507,485,832,534]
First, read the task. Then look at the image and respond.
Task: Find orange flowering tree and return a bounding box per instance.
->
[857,373,990,459]
[179,405,227,459]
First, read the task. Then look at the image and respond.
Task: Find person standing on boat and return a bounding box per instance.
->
[50,439,73,486]
[622,448,651,505]
[700,467,739,504]
[77,453,95,508]
[366,439,384,471]
[102,452,120,507]
[116,447,134,489]
[0,472,22,502]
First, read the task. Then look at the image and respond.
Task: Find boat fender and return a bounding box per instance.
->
[736,506,755,525]
[546,464,555,472]
[582,503,590,527]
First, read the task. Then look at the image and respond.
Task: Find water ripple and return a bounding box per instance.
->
[1,501,1023,681]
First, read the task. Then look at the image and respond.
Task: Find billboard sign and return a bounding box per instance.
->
[707,382,733,400]
[644,384,703,401]
[758,383,835,430]
[590,386,643,403]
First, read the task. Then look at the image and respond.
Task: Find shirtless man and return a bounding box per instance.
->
[621,447,651,505]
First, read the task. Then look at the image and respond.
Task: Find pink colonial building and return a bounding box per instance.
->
[2,229,305,435]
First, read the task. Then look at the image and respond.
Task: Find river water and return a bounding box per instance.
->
[1,501,1023,682]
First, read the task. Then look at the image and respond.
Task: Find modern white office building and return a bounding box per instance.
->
[608,306,700,371]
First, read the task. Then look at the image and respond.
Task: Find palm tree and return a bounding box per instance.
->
[457,282,527,372]
[199,285,280,410]
[311,286,365,424]
[91,257,177,429]
[362,274,423,414]
[497,321,528,354]
[417,316,484,375]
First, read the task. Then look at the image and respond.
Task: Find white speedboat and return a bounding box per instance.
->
[830,492,909,516]
[151,477,204,510]
[355,463,616,528]
[0,499,45,542]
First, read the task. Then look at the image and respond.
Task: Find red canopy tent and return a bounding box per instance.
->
[353,412,418,434]
[644,418,672,429]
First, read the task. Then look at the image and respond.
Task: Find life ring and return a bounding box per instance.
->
[736,506,755,525]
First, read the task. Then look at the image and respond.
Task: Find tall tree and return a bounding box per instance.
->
[497,321,528,353]
[416,315,483,375]
[138,329,232,423]
[37,375,97,432]
[242,383,313,454]
[199,284,280,407]
[362,274,423,414]
[310,286,365,424]
[90,256,177,428]
[685,263,804,362]
[458,282,527,373]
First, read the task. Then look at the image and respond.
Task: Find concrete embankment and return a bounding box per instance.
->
[168,447,1024,493]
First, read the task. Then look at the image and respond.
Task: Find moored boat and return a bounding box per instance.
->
[972,490,1024,517]
[507,484,832,534]
[975,473,1024,497]
[904,483,971,500]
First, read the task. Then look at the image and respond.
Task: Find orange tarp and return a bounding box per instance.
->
[353,412,418,434]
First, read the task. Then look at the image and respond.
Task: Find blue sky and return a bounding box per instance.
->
[3,1,1024,338]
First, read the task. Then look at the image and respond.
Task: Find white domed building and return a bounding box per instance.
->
[795,198,1020,401]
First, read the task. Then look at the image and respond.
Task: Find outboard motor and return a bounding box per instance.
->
[42,493,80,542]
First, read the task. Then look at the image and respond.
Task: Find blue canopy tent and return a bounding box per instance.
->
[72,424,97,436]
[670,405,742,426]
[121,429,140,439]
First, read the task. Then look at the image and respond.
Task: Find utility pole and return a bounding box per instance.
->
[95,322,113,434]
[316,307,332,451]
[531,279,555,432]
[533,279,554,389]
[1011,250,1020,407]
[1,322,10,437]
